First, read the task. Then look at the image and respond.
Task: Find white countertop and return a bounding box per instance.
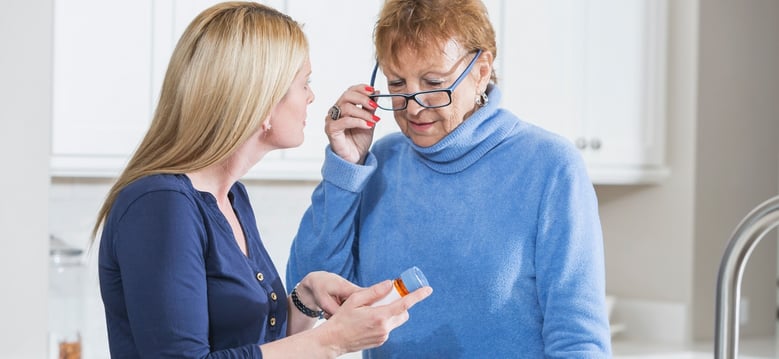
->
[612,337,776,359]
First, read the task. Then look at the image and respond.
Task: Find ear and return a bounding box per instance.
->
[476,51,494,91]
[261,119,272,132]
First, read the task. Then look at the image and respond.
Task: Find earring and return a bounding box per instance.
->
[475,92,489,107]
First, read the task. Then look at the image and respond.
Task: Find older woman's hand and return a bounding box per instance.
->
[325,84,381,164]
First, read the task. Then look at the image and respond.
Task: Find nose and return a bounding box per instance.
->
[405,96,425,116]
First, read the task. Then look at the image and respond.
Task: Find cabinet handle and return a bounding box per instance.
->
[590,138,602,150]
[575,137,587,150]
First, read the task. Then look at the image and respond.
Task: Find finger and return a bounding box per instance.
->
[318,282,361,315]
[317,295,342,316]
[330,86,381,126]
[380,287,432,329]
[345,280,394,307]
[342,103,380,125]
[331,106,379,129]
[391,286,433,314]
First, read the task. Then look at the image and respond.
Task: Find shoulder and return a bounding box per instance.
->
[491,112,589,183]
[506,116,582,164]
[120,174,193,200]
[112,174,199,218]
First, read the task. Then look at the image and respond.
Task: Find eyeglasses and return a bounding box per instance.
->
[369,49,483,111]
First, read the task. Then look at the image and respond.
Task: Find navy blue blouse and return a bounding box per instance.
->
[99,174,286,358]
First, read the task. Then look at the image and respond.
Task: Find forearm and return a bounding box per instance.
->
[286,296,319,336]
[262,325,339,359]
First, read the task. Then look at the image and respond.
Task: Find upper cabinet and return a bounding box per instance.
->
[51,0,668,184]
[499,0,669,184]
[51,0,154,176]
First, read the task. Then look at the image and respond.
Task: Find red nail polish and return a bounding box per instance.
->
[365,120,375,127]
[368,100,378,109]
[365,86,375,92]
[372,115,381,122]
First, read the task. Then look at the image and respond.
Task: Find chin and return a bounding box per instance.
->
[289,138,305,149]
[407,134,440,148]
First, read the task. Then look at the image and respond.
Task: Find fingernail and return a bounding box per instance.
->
[368,100,378,109]
[365,86,375,92]
[365,120,375,128]
[372,115,381,122]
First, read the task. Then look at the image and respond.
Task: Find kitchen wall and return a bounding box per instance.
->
[2,0,778,358]
[0,1,53,358]
[692,0,779,340]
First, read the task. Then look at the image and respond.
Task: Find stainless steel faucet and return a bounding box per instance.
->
[715,195,779,358]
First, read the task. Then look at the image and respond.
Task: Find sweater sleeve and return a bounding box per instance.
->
[286,146,377,289]
[533,151,612,358]
[107,190,264,358]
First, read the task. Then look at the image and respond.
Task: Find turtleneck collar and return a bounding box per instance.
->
[407,85,518,173]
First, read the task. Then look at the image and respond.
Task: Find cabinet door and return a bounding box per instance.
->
[582,0,667,173]
[500,0,668,184]
[501,0,587,142]
[51,0,293,178]
[51,0,154,176]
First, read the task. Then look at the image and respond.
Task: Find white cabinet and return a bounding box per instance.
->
[500,0,669,184]
[51,0,669,184]
[50,0,289,178]
[51,0,154,176]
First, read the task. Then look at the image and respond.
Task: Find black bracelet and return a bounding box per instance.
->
[291,286,324,319]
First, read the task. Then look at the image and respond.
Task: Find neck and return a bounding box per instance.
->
[187,129,277,197]
[186,164,237,201]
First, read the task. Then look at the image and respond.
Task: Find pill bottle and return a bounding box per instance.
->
[372,266,429,307]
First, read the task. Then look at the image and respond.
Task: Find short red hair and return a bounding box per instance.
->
[374,0,498,83]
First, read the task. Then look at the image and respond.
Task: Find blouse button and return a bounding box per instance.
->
[256,272,264,281]
[270,292,278,301]
[269,317,277,326]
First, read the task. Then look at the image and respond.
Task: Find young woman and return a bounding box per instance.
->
[93,2,430,358]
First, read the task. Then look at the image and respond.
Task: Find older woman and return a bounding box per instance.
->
[93,2,430,358]
[287,0,611,357]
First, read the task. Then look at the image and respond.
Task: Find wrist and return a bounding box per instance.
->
[291,284,324,319]
[309,322,343,359]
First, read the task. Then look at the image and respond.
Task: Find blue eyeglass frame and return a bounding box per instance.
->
[369,49,483,111]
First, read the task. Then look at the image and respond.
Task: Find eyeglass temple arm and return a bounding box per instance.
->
[370,61,379,88]
[449,49,483,90]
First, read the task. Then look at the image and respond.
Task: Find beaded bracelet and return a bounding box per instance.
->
[291,286,324,319]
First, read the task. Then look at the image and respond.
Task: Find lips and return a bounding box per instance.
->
[408,120,434,131]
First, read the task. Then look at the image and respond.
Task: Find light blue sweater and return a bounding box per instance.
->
[287,86,611,358]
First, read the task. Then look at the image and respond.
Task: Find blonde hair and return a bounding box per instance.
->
[374,0,497,83]
[92,1,308,239]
